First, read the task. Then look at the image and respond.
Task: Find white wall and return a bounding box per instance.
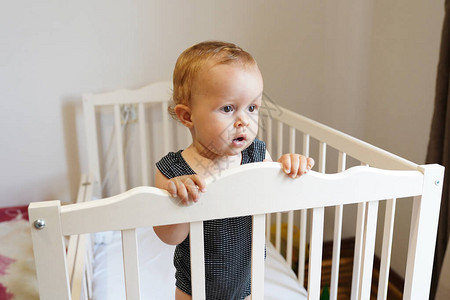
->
[0,0,355,205]
[0,0,284,206]
[252,0,444,277]
[366,0,445,277]
[0,0,445,278]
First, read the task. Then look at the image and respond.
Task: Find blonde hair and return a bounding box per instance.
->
[170,41,257,119]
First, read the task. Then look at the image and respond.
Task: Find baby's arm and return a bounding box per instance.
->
[265,150,315,178]
[153,169,206,245]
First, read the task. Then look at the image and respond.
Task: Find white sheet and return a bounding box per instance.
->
[92,228,307,299]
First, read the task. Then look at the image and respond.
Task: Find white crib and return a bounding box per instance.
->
[29,82,444,300]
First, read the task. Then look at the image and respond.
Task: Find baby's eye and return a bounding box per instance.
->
[221,105,233,113]
[248,105,257,112]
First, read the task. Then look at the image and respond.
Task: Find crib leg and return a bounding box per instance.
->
[29,200,71,300]
[404,164,444,299]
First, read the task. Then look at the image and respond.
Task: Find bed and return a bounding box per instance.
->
[28,81,444,299]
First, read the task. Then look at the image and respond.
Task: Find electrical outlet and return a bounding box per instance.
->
[120,104,138,124]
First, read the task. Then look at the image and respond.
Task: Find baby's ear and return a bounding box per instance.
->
[174,104,193,128]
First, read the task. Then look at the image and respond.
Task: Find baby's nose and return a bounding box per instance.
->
[234,115,250,127]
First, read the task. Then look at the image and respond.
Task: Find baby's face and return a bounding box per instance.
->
[189,63,263,158]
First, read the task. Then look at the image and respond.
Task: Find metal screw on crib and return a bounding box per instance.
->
[34,219,46,230]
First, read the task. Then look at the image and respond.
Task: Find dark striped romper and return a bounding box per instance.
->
[156,139,266,300]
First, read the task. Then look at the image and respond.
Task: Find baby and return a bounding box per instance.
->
[154,41,314,300]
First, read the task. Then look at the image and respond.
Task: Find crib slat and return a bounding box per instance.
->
[298,133,310,284]
[85,235,94,299]
[303,134,310,157]
[121,229,141,299]
[138,103,149,186]
[82,96,101,189]
[70,238,86,299]
[71,234,87,300]
[67,174,88,282]
[275,212,282,252]
[80,280,91,300]
[257,114,263,141]
[190,221,206,300]
[161,101,169,154]
[351,163,369,300]
[275,122,283,252]
[82,273,88,300]
[308,207,324,300]
[351,202,366,300]
[251,214,265,299]
[377,198,396,300]
[330,152,346,300]
[114,104,127,193]
[289,126,296,153]
[330,207,343,299]
[266,116,273,243]
[265,115,272,242]
[277,120,283,158]
[70,174,94,300]
[359,201,379,299]
[266,214,272,242]
[84,175,94,300]
[66,234,78,283]
[286,126,296,266]
[298,209,307,284]
[319,142,326,173]
[286,211,294,266]
[267,116,273,156]
[307,141,326,299]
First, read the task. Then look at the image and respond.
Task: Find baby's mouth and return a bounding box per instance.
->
[231,135,247,147]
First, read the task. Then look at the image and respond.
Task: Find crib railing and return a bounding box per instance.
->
[82,81,190,197]
[66,174,94,299]
[34,82,444,300]
[257,96,430,300]
[29,162,439,300]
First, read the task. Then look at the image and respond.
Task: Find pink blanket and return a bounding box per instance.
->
[0,206,38,300]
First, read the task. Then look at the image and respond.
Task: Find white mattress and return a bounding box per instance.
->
[92,227,307,299]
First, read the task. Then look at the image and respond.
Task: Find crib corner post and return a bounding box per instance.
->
[29,200,71,300]
[404,164,444,299]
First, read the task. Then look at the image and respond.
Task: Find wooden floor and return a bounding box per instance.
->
[303,238,404,300]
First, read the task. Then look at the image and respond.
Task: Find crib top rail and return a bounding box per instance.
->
[81,82,418,174]
[28,162,443,300]
[82,81,172,107]
[260,99,418,171]
[45,162,424,236]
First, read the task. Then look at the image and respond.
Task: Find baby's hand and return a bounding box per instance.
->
[278,154,315,178]
[167,175,207,205]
